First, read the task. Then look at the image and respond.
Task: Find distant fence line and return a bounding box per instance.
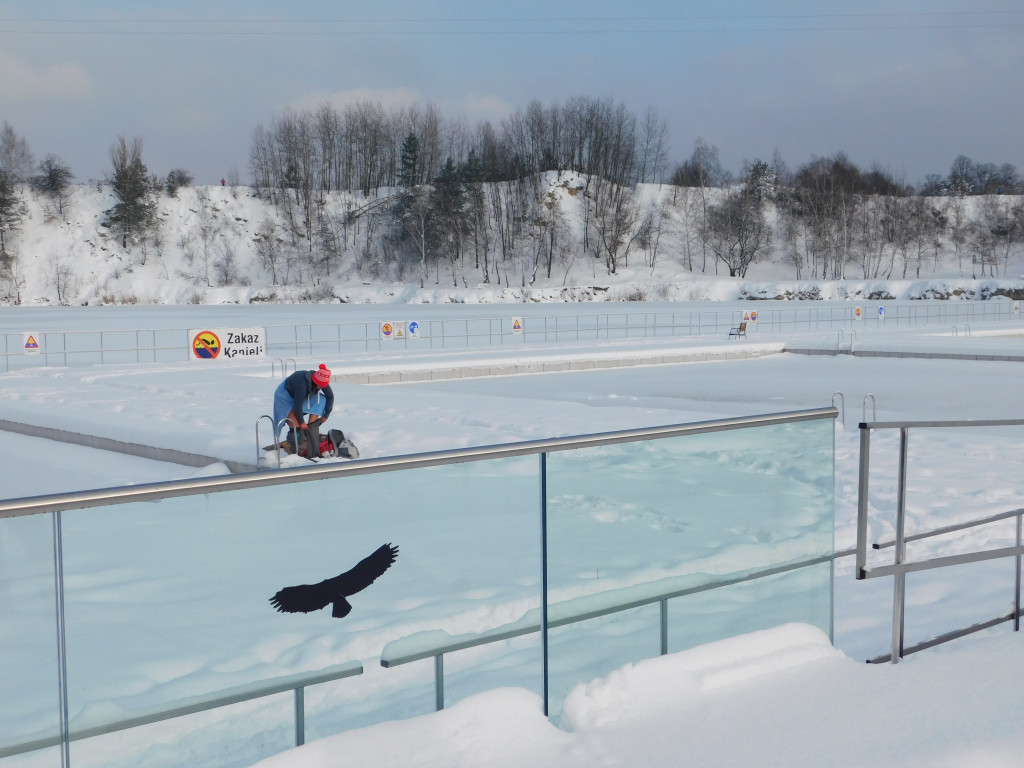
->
[1,301,1019,372]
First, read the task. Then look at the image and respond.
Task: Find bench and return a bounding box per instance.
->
[728,322,747,338]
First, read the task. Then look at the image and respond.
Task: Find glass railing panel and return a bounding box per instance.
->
[546,605,661,721]
[543,418,835,713]
[64,696,296,768]
[0,513,61,767]
[666,563,834,653]
[57,455,541,766]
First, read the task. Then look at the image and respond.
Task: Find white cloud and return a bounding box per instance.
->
[0,51,93,101]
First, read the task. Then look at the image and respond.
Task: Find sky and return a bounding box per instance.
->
[2,0,1023,186]
[2,304,1024,767]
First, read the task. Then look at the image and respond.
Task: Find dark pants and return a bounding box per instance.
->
[285,420,322,458]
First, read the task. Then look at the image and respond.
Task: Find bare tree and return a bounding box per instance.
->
[214,242,242,286]
[0,169,27,254]
[792,154,862,279]
[944,194,970,277]
[972,195,1021,277]
[591,181,639,274]
[255,216,283,284]
[399,185,436,287]
[49,252,76,304]
[704,186,774,277]
[192,189,220,286]
[0,251,26,304]
[672,139,725,272]
[636,107,669,184]
[0,123,33,181]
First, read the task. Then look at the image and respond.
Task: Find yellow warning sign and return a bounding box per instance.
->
[511,317,523,334]
[23,333,41,354]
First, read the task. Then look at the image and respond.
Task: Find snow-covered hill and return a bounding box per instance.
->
[3,177,1023,307]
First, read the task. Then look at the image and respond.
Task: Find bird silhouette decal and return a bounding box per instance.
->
[269,543,399,619]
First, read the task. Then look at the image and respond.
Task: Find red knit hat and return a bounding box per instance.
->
[313,363,331,387]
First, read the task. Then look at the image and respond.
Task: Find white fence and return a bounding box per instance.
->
[2,301,1019,372]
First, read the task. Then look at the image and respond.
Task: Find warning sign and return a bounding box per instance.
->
[381,322,394,339]
[511,317,523,335]
[189,327,265,361]
[23,333,41,355]
[750,311,758,323]
[855,307,863,320]
[394,322,406,339]
[192,331,221,359]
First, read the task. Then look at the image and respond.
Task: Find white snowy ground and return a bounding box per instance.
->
[3,306,1024,767]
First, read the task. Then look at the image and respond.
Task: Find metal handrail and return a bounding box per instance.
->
[872,507,1024,550]
[0,661,363,759]
[0,407,838,519]
[862,394,876,423]
[381,548,855,711]
[831,392,845,426]
[1,405,839,762]
[855,418,1024,663]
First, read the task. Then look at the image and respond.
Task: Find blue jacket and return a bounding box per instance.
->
[281,369,334,421]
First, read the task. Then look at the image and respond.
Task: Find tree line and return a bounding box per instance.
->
[1,104,1023,296]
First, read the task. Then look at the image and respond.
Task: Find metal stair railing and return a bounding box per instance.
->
[855,418,1024,663]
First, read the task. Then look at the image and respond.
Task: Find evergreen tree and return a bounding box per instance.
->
[165,168,193,197]
[32,154,75,217]
[106,136,156,248]
[744,159,777,203]
[399,133,420,188]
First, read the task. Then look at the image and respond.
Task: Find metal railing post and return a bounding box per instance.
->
[891,427,910,663]
[540,451,549,718]
[1016,514,1022,632]
[434,654,444,711]
[52,510,71,768]
[660,599,669,655]
[294,687,305,746]
[856,425,871,579]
